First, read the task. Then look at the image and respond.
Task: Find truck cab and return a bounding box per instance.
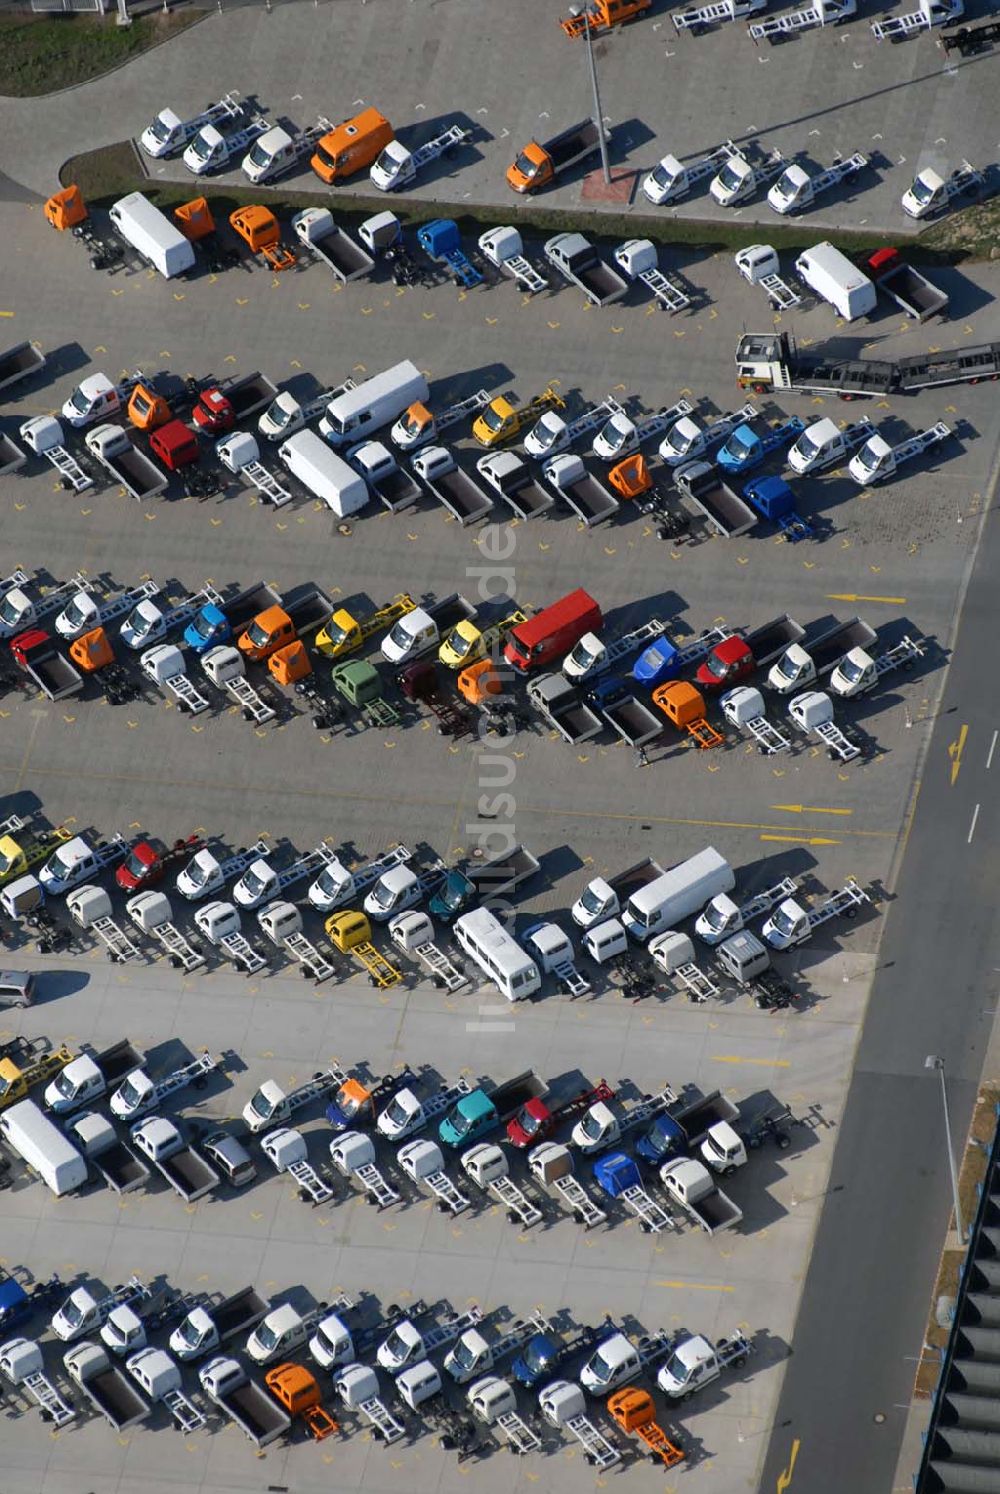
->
[579,1332,641,1394]
[184,604,231,654]
[439,1091,495,1147]
[696,636,753,691]
[239,606,294,662]
[247,1304,311,1365]
[380,608,437,664]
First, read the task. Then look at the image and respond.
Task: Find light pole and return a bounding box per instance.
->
[568,4,611,186]
[925,1055,964,1245]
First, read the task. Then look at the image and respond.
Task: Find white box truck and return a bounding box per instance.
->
[318,361,429,447]
[621,848,734,943]
[0,1099,88,1196]
[278,430,368,516]
[108,193,196,280]
[793,242,876,322]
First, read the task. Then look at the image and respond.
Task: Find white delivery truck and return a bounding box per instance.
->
[108,193,195,280]
[622,848,734,943]
[318,361,429,447]
[793,242,876,322]
[0,1099,88,1196]
[278,430,368,516]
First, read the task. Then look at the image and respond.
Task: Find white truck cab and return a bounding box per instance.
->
[380,607,437,664]
[364,865,421,922]
[579,1332,640,1394]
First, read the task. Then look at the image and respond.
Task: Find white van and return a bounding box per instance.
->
[794,242,876,322]
[0,1098,88,1196]
[108,192,196,280]
[454,907,540,1002]
[622,848,734,943]
[278,430,369,516]
[319,360,429,447]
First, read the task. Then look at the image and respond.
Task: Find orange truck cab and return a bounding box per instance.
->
[311,107,393,184]
[458,659,501,706]
[607,1388,684,1468]
[651,679,723,749]
[503,588,602,673]
[268,639,311,685]
[608,452,652,501]
[239,605,297,662]
[44,184,87,232]
[69,626,114,673]
[264,1363,338,1440]
[561,0,651,37]
[127,383,172,432]
[229,205,297,271]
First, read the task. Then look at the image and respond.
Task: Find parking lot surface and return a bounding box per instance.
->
[0,27,999,1491]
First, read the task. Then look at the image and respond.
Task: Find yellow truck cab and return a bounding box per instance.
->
[325,910,371,953]
[0,819,71,887]
[472,388,564,448]
[315,594,415,660]
[439,611,528,670]
[0,1046,74,1112]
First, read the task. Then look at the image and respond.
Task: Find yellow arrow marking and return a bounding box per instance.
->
[777,1438,801,1493]
[949,723,968,786]
[771,804,852,816]
[712,1055,791,1068]
[759,834,840,846]
[826,593,906,605]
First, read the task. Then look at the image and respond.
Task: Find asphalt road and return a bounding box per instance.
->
[758,447,1000,1494]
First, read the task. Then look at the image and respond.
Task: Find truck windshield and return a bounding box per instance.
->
[533,415,560,448]
[383,1328,408,1359]
[337,1088,363,1117]
[579,886,607,917]
[513,153,539,181]
[517,1108,543,1138]
[68,387,92,414]
[117,1077,143,1109]
[523,1339,552,1372]
[387,621,411,649]
[148,115,172,145]
[48,847,75,876]
[176,1318,201,1348]
[315,865,345,898]
[63,596,91,629]
[478,406,506,434]
[579,1111,604,1141]
[313,143,338,171]
[794,432,820,462]
[323,619,350,649]
[910,175,936,206]
[856,444,882,473]
[703,903,727,932]
[382,1097,408,1128]
[256,1322,278,1351]
[717,162,745,192]
[705,652,733,680]
[190,612,215,640]
[772,907,797,936]
[645,1118,671,1156]
[0,1074,15,1101]
[241,868,268,898]
[129,608,155,640]
[371,882,396,909]
[54,1070,77,1098]
[189,133,215,163]
[0,596,22,625]
[840,655,865,684]
[317,1321,344,1355]
[62,1297,84,1328]
[650,162,676,190]
[661,1351,688,1387]
[452,1338,476,1370]
[587,1350,613,1385]
[774,171,795,200]
[570,640,599,671]
[123,852,147,879]
[249,1089,273,1119]
[186,858,207,888]
[247,142,270,169]
[602,418,628,451]
[444,627,468,657]
[449,1108,475,1138]
[724,432,754,461]
[245,620,270,649]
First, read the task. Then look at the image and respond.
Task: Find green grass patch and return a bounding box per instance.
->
[62,140,986,266]
[0,13,199,98]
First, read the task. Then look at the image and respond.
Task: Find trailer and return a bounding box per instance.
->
[750,0,856,38]
[607,1387,684,1467]
[614,240,690,314]
[286,205,372,282]
[848,422,952,486]
[788,690,862,761]
[256,901,338,982]
[370,122,472,191]
[742,476,813,542]
[767,152,868,214]
[10,632,84,701]
[202,646,278,725]
[544,233,628,306]
[872,0,962,40]
[389,909,468,990]
[0,341,46,394]
[894,341,1000,391]
[68,1112,150,1193]
[595,1152,676,1233]
[735,331,896,399]
[734,244,802,311]
[462,1144,544,1228]
[829,634,923,698]
[599,685,663,748]
[940,14,1000,51]
[660,1157,742,1233]
[215,431,292,509]
[66,885,142,962]
[85,423,168,501]
[543,452,620,526]
[762,877,869,949]
[417,219,484,289]
[200,1356,291,1445]
[18,415,92,492]
[140,92,240,157]
[397,1137,471,1214]
[0,431,26,475]
[261,1127,335,1204]
[528,1142,608,1227]
[126,1347,206,1433]
[64,1342,150,1431]
[477,225,548,294]
[130,1117,220,1201]
[673,0,766,31]
[397,661,474,739]
[413,445,495,525]
[866,248,949,321]
[720,686,791,754]
[528,672,603,744]
[675,460,756,537]
[0,1338,75,1427]
[519,922,593,997]
[476,450,555,520]
[141,643,211,715]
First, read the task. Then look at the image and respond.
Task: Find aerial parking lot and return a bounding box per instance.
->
[0,3,998,1493]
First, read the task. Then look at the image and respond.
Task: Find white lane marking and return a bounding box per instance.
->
[968,803,981,844]
[988,730,998,770]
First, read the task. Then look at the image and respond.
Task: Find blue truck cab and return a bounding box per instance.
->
[632,636,681,687]
[512,1330,562,1388]
[183,603,231,655]
[717,417,805,476]
[635,1113,688,1166]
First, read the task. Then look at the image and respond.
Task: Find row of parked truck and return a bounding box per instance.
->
[2,1241,758,1463]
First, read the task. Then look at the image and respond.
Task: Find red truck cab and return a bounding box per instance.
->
[695,636,753,692]
[192,388,236,435]
[116,835,202,891]
[507,1080,615,1147]
[150,419,200,470]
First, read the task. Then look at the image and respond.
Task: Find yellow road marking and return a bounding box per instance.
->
[759,834,841,846]
[826,593,906,605]
[777,1437,801,1493]
[771,804,852,816]
[949,723,968,786]
[656,1280,735,1292]
[712,1055,791,1068]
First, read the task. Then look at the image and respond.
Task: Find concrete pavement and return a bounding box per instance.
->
[0,0,997,235]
